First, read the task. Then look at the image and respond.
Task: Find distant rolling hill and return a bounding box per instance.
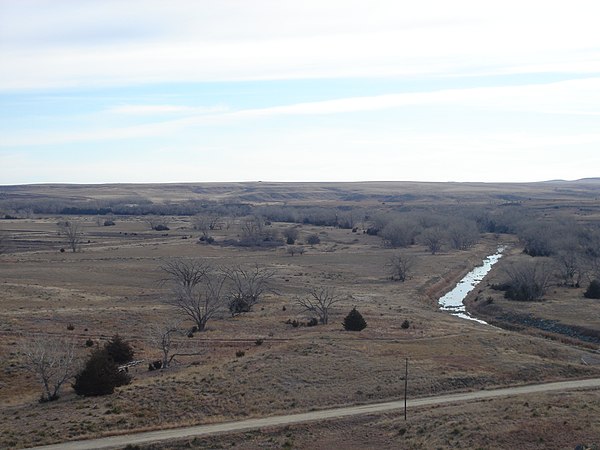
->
[1,180,599,213]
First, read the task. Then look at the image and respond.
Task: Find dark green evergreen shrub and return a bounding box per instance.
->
[306,234,320,245]
[584,279,600,299]
[104,335,134,364]
[73,349,130,396]
[342,307,367,331]
[401,319,410,329]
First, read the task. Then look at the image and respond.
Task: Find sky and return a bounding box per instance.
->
[1,0,599,184]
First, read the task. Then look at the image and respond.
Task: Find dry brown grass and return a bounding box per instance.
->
[1,183,600,448]
[126,389,600,450]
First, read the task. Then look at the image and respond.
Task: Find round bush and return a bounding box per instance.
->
[73,349,130,397]
[584,279,600,299]
[342,307,367,331]
[306,234,320,245]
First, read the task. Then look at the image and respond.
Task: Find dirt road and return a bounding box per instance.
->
[27,378,600,450]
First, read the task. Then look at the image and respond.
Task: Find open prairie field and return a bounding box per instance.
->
[1,181,599,449]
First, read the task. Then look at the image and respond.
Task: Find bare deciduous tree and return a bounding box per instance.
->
[223,216,234,230]
[420,227,445,255]
[296,286,342,324]
[57,220,83,253]
[237,215,280,247]
[160,259,226,331]
[145,216,169,231]
[224,265,274,316]
[240,216,264,242]
[193,213,220,238]
[381,219,418,248]
[581,230,600,282]
[519,222,557,257]
[21,336,78,402]
[337,211,355,229]
[287,246,305,256]
[386,253,415,282]
[161,259,209,290]
[555,248,585,287]
[501,258,554,301]
[283,226,299,244]
[447,219,479,250]
[145,217,158,230]
[149,321,181,369]
[587,252,600,283]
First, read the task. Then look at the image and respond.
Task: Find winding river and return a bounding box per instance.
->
[438,246,505,324]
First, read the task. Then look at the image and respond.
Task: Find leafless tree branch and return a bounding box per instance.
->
[21,336,79,402]
[295,286,342,325]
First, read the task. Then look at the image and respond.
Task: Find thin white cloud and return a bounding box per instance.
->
[107,104,227,115]
[234,78,600,117]
[3,77,600,147]
[2,1,599,184]
[1,1,600,90]
[3,127,598,184]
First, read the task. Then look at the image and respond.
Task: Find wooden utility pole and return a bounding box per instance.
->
[404,358,408,420]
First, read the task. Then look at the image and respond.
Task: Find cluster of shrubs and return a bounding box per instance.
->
[257,205,363,229]
[286,318,319,328]
[73,335,134,397]
[284,308,369,331]
[497,278,600,303]
[148,360,163,371]
[229,296,255,316]
[491,282,540,301]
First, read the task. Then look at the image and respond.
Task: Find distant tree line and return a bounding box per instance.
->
[0,197,252,218]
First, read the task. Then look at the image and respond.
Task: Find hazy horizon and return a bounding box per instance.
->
[1,1,600,184]
[3,177,600,188]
